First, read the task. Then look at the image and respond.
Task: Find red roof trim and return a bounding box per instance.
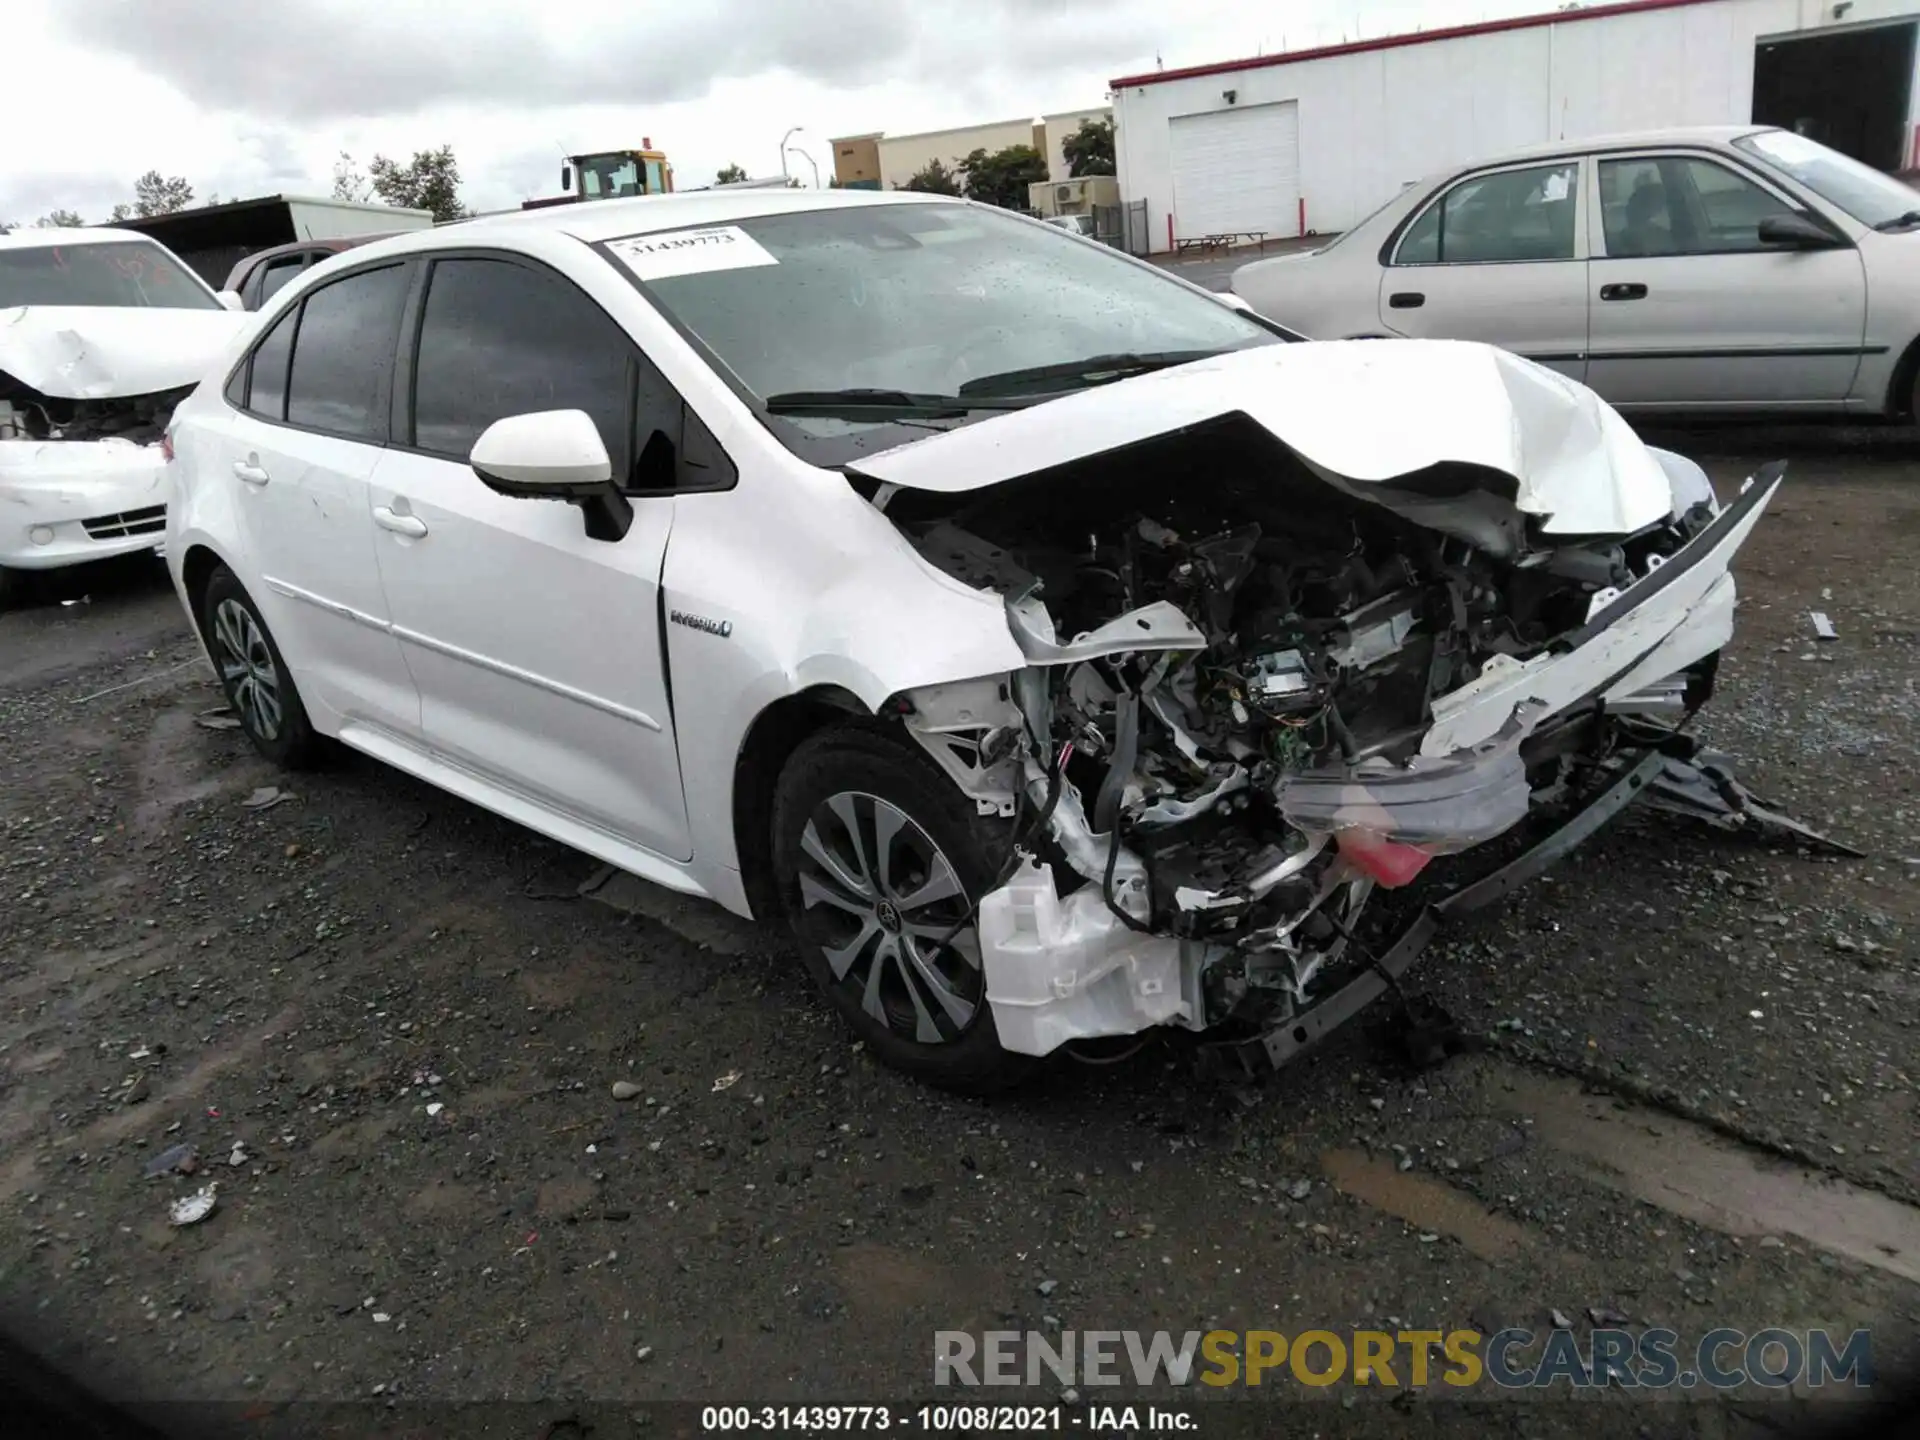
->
[1110,0,1724,90]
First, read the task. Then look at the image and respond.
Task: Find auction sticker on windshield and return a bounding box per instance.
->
[607,226,780,281]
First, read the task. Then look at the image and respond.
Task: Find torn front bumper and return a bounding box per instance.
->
[0,437,170,569]
[970,467,1788,1062]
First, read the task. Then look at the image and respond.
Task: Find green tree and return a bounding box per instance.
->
[109,203,132,222]
[958,144,1048,210]
[368,145,466,222]
[1062,118,1115,178]
[331,152,370,202]
[132,170,195,216]
[897,158,962,196]
[36,209,86,228]
[715,162,748,184]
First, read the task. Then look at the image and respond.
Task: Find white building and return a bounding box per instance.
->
[1112,0,1920,253]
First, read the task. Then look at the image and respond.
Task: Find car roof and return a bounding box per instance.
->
[0,225,179,253]
[1419,124,1773,179]
[370,187,966,256]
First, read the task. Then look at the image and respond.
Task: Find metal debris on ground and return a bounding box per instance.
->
[1810,611,1838,641]
[168,1185,218,1227]
[711,1070,743,1093]
[242,786,295,812]
[195,706,243,731]
[143,1143,197,1179]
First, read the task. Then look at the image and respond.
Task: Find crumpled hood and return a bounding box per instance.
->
[853,339,1672,538]
[0,305,249,400]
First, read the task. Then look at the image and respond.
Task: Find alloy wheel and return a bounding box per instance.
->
[795,791,983,1044]
[212,598,283,742]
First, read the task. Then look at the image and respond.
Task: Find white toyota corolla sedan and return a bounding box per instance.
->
[164,188,1787,1089]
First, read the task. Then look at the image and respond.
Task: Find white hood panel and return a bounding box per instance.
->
[0,305,249,400]
[855,339,1672,538]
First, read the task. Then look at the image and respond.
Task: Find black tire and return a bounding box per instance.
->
[198,565,326,769]
[771,725,1036,1093]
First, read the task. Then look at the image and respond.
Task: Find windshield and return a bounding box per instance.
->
[618,202,1282,462]
[579,154,644,199]
[1733,130,1920,228]
[0,239,219,310]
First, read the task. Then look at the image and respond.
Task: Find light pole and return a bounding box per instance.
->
[786,146,820,188]
[779,126,803,181]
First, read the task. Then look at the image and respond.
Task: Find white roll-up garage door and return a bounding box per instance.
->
[1169,100,1300,240]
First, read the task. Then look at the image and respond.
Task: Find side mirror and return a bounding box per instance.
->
[560,164,573,192]
[1757,212,1839,249]
[216,290,246,311]
[469,409,633,542]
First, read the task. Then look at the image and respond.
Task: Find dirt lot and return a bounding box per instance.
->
[0,430,1916,1436]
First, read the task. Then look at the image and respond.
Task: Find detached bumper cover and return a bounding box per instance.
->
[0,438,170,569]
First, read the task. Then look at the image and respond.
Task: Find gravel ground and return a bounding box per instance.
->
[0,433,1916,1437]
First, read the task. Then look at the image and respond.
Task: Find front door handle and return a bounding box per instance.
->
[373,505,428,539]
[1388,291,1425,309]
[1599,282,1648,301]
[232,458,269,486]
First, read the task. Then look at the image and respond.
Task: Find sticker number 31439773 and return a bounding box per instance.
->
[607,226,781,281]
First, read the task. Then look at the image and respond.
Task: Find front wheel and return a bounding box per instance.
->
[771,726,1035,1093]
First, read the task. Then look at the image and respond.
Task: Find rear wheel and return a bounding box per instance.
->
[771,726,1034,1093]
[199,565,326,769]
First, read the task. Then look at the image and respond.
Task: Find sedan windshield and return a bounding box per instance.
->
[0,239,219,310]
[619,202,1283,462]
[1733,130,1920,229]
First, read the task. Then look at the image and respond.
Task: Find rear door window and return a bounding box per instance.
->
[1395,163,1579,264]
[242,307,297,419]
[256,256,308,306]
[283,263,409,440]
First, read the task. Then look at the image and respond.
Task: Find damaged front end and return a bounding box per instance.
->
[857,342,1808,1065]
[0,305,243,574]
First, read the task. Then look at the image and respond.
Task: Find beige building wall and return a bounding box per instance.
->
[1041,107,1115,181]
[876,117,1041,189]
[829,133,882,188]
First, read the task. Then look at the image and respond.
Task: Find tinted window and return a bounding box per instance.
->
[257,257,306,305]
[285,264,406,439]
[245,306,297,420]
[411,258,646,479]
[1396,163,1578,264]
[0,239,218,310]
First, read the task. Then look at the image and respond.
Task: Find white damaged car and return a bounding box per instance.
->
[1,226,248,605]
[162,190,1827,1090]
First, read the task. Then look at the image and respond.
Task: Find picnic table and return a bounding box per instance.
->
[1172,231,1270,255]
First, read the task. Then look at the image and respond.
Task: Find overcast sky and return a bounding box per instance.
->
[1,0,1552,224]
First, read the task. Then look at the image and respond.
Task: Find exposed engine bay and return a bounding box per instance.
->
[0,375,191,444]
[868,414,1778,1061]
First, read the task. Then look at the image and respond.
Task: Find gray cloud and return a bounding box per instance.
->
[52,0,1140,124]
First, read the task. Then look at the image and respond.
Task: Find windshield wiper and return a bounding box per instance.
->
[958,349,1221,398]
[1873,209,1920,231]
[762,388,1041,419]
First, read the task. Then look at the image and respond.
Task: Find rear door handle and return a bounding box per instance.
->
[232,459,269,486]
[373,505,428,539]
[1599,283,1648,301]
[1388,291,1425,309]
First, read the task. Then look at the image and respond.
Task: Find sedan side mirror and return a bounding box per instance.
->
[216,290,246,311]
[1757,212,1840,249]
[469,409,633,542]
